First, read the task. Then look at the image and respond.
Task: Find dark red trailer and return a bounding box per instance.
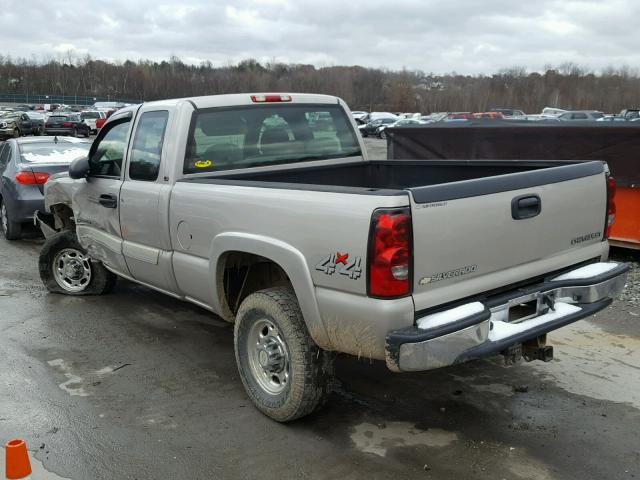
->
[386,122,640,249]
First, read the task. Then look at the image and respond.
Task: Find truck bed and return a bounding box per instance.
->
[180,159,600,200]
[178,158,608,315]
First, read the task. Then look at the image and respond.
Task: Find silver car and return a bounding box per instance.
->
[557,110,605,121]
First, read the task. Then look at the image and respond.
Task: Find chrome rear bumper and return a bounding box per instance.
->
[385,261,629,372]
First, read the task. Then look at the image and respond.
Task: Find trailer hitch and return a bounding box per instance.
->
[522,335,554,362]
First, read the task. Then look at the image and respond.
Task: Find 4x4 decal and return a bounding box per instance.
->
[315,251,363,280]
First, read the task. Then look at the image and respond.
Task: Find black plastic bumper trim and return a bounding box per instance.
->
[386,308,490,363]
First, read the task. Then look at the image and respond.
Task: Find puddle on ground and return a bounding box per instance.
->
[534,320,640,409]
[350,421,458,457]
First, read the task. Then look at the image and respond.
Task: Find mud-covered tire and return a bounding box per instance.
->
[234,286,333,422]
[0,198,22,240]
[39,230,117,295]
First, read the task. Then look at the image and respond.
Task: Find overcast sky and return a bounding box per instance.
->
[5,0,639,74]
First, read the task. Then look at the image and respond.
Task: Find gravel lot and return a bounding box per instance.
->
[0,138,638,479]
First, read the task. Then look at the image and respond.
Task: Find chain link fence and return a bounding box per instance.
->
[0,93,141,106]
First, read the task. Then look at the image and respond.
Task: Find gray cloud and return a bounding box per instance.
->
[4,0,640,73]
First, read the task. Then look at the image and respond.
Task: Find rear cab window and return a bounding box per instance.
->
[184,104,361,173]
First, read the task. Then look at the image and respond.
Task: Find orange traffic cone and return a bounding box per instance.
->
[5,439,32,479]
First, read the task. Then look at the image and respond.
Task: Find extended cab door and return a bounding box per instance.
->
[74,115,132,276]
[119,108,177,292]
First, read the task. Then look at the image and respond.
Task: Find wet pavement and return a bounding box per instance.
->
[1,212,640,478]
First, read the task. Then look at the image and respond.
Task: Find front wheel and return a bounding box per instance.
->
[234,287,333,422]
[13,129,19,138]
[379,130,386,139]
[39,230,117,295]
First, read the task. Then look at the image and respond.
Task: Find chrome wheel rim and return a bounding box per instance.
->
[1,203,8,234]
[52,248,92,292]
[247,319,290,395]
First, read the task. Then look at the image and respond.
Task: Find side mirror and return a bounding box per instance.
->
[69,156,90,179]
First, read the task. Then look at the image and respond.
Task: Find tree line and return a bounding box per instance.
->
[1,54,639,114]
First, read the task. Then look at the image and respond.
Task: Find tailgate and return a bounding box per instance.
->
[409,162,608,312]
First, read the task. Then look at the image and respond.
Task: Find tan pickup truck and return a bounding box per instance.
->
[35,93,628,421]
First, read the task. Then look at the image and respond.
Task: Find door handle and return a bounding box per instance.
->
[511,194,541,219]
[98,193,118,209]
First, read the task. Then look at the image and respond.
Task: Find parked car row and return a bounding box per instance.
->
[352,106,640,129]
[0,111,93,139]
[0,101,129,138]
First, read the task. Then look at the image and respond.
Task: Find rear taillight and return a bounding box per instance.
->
[368,208,412,298]
[605,175,616,239]
[15,171,49,184]
[250,94,292,103]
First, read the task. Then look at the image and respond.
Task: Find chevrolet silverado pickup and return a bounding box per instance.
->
[35,93,628,422]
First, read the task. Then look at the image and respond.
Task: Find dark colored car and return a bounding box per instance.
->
[357,117,396,137]
[0,137,90,239]
[15,104,35,111]
[25,111,45,134]
[44,114,91,137]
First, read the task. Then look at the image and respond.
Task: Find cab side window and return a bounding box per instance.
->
[89,120,131,177]
[129,111,169,181]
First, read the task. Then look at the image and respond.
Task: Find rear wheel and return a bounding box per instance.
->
[0,199,22,240]
[379,130,386,139]
[39,230,117,295]
[71,128,77,138]
[234,287,333,422]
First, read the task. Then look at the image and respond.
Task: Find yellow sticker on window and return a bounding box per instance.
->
[194,160,212,168]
